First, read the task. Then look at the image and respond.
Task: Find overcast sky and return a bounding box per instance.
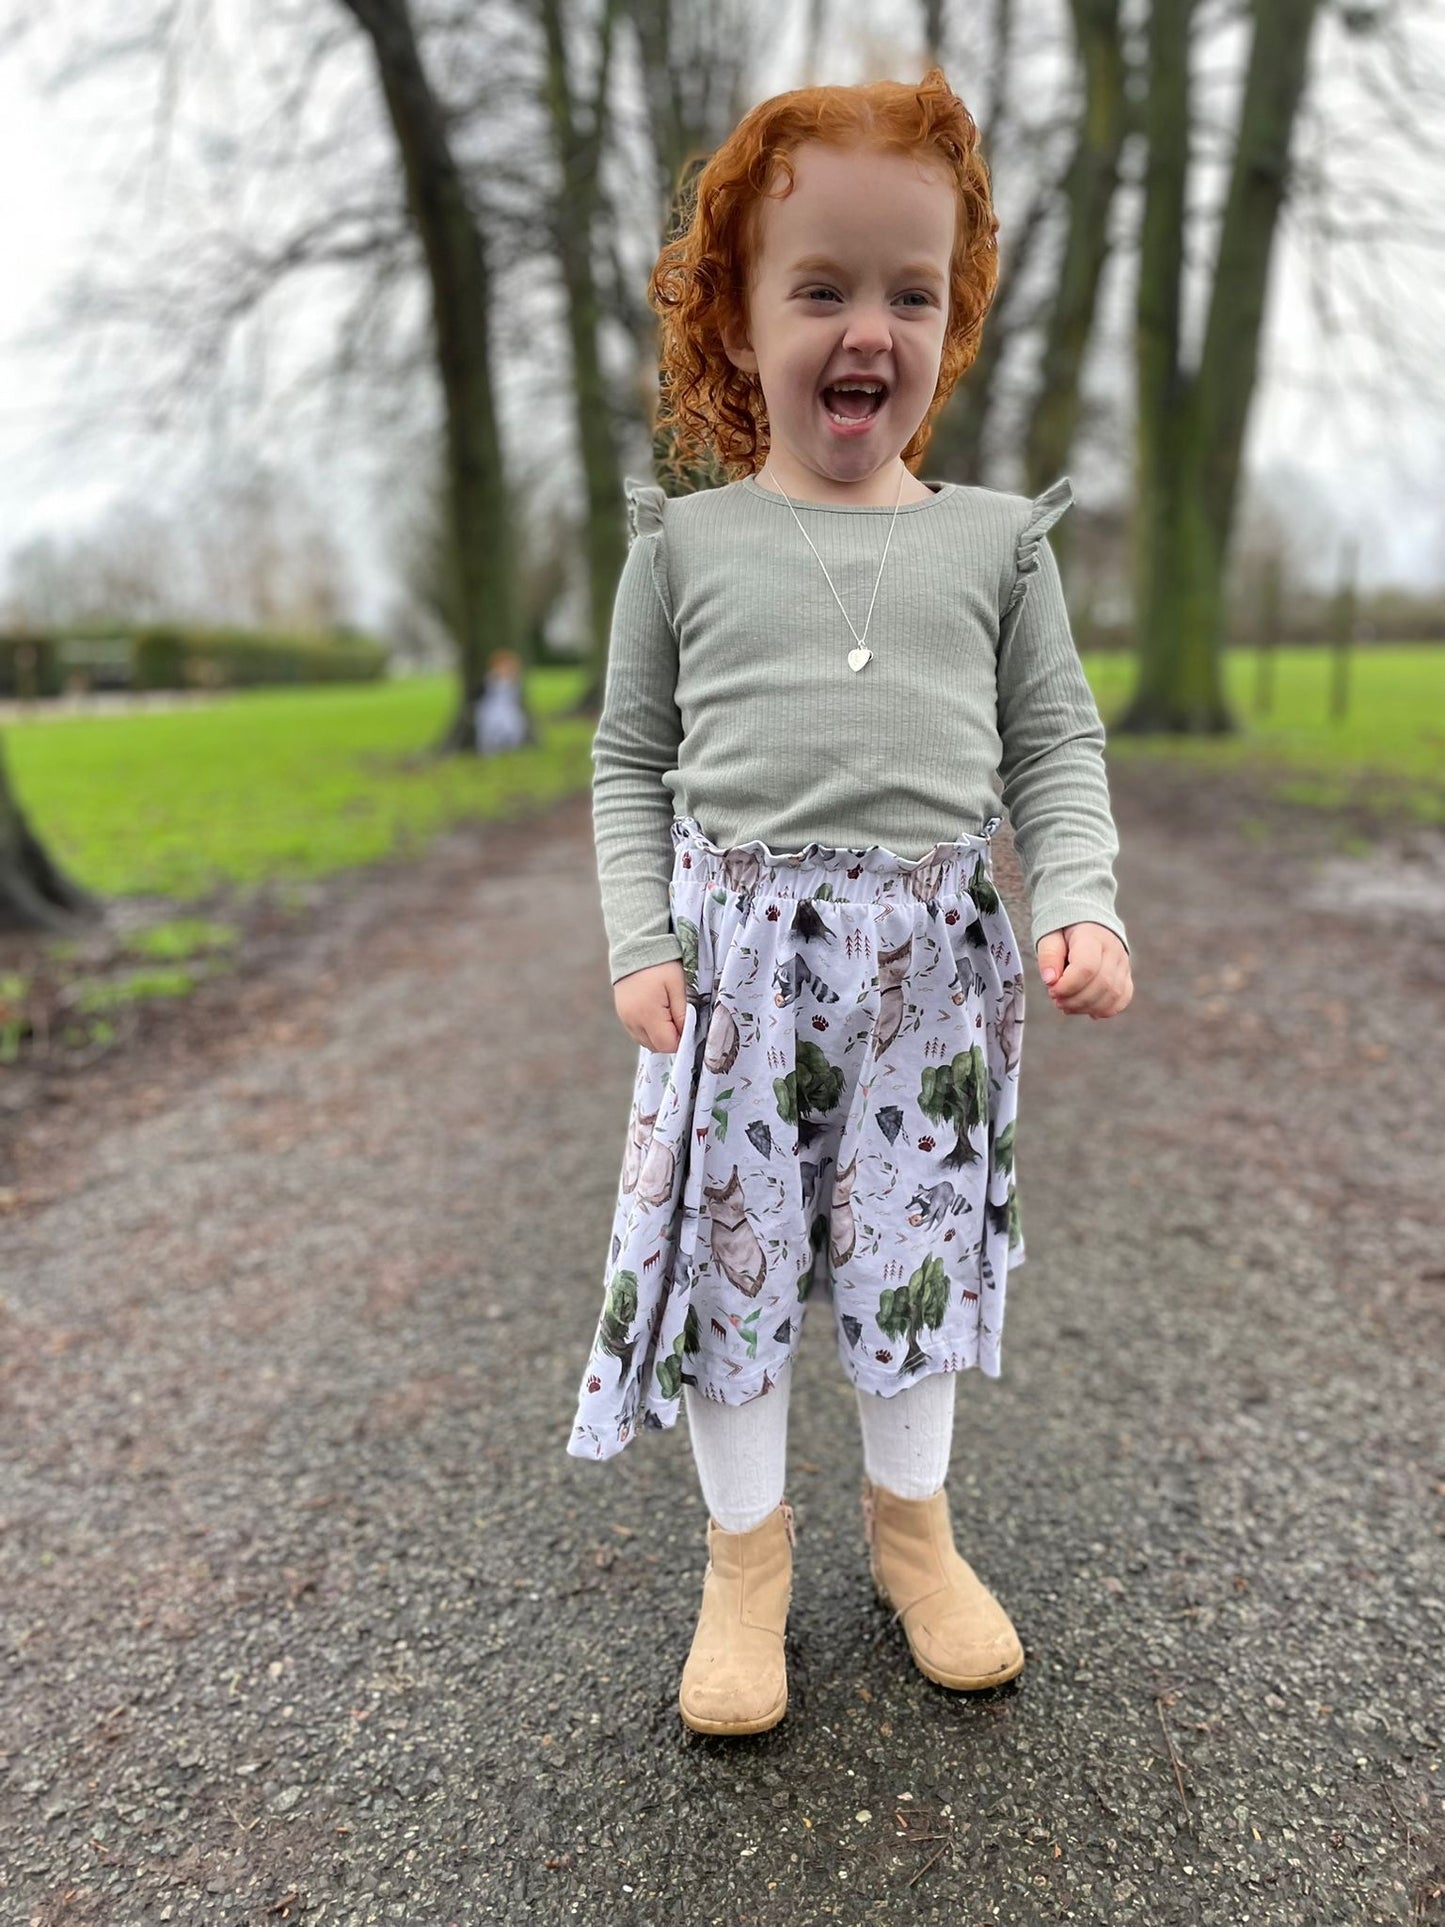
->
[1,1,1443,637]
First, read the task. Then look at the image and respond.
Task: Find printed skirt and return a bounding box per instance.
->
[566,813,1028,1462]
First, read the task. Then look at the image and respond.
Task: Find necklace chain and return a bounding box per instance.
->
[761,463,907,670]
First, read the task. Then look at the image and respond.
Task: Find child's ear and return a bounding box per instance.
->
[720,316,758,376]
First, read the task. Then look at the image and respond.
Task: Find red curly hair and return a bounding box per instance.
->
[648,65,998,485]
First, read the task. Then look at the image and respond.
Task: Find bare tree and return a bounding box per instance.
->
[913,0,1410,734]
[1117,0,1325,733]
[920,0,1112,488]
[563,0,756,702]
[1020,0,1131,502]
[0,739,103,933]
[3,476,349,632]
[0,0,534,750]
[337,0,524,749]
[6,0,1434,797]
[536,0,628,713]
[0,0,761,730]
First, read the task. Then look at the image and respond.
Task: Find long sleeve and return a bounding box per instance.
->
[996,478,1130,957]
[591,479,686,983]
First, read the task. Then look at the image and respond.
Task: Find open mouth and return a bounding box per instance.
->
[820,381,887,425]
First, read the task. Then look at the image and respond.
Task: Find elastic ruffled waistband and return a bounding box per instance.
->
[669,812,1001,904]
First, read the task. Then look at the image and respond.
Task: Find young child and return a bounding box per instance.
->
[566,65,1133,1736]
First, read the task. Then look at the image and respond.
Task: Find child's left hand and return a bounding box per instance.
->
[1035,923,1132,1019]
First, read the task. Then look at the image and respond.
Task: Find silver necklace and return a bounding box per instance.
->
[762,462,907,671]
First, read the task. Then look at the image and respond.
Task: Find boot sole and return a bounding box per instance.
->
[678,1683,788,1736]
[908,1646,1025,1691]
[874,1579,1025,1691]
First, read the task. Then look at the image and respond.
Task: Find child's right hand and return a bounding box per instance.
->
[613,959,689,1053]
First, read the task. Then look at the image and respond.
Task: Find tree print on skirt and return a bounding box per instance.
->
[566,812,1027,1462]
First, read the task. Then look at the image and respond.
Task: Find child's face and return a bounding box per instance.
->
[722,141,955,497]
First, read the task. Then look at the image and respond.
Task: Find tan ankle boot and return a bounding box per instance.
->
[678,1500,794,1735]
[861,1476,1024,1690]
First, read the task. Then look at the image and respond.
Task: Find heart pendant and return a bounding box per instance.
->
[847,646,872,672]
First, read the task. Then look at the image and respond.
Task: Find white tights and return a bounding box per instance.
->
[682,1360,956,1532]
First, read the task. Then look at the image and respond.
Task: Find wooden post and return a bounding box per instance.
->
[1253,550,1281,719]
[1329,533,1357,723]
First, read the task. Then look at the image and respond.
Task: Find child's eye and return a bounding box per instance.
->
[802,288,934,306]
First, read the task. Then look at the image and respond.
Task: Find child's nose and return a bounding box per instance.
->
[842,307,894,351]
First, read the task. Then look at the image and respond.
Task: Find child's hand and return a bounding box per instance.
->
[613,959,689,1053]
[1035,923,1132,1019]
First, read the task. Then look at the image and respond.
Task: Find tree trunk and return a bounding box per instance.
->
[0,737,103,934]
[1022,0,1129,583]
[926,170,1053,486]
[339,0,522,754]
[1116,0,1324,736]
[577,0,754,716]
[926,1,1126,492]
[538,0,628,721]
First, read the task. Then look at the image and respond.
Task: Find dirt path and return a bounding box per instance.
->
[1,764,1442,1926]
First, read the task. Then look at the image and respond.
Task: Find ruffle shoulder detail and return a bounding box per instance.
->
[1002,475,1074,624]
[624,475,668,543]
[622,475,674,626]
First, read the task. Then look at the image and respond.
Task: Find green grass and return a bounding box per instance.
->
[2,647,1437,1061]
[5,669,595,899]
[4,650,1441,915]
[121,918,239,962]
[0,971,29,1062]
[71,967,200,1012]
[1088,644,1445,820]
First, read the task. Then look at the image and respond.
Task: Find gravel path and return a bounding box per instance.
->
[1,764,1442,1926]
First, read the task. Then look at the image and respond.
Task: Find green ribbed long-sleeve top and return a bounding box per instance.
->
[592,470,1129,984]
